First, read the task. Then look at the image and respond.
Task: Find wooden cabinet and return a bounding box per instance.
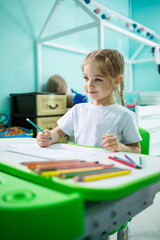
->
[10,92,67,142]
[36,94,67,116]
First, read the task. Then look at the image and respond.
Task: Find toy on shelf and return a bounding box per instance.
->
[45,74,74,107]
[125,91,140,112]
[71,89,88,105]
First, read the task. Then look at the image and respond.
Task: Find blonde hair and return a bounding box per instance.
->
[82,49,125,106]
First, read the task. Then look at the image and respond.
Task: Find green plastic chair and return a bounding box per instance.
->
[138,126,150,155]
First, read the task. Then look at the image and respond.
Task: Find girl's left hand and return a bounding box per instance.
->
[102,134,121,152]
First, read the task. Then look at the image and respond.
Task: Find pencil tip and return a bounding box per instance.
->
[137,165,142,169]
[74,176,83,181]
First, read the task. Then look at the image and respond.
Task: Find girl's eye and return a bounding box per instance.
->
[95,78,102,82]
[84,76,89,81]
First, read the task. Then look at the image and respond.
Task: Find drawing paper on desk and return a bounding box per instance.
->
[7,143,107,160]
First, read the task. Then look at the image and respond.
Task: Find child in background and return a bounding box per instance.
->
[37,49,141,153]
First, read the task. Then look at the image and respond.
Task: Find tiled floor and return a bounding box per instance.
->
[110,192,160,240]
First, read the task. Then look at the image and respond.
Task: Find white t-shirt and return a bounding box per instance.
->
[57,103,142,148]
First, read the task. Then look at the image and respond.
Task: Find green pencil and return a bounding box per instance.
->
[57,167,125,179]
[139,156,143,168]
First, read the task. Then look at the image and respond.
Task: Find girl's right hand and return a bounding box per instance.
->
[102,133,121,152]
[36,130,52,147]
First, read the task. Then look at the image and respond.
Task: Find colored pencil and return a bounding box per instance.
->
[40,165,114,177]
[34,164,114,174]
[58,167,125,179]
[21,160,86,166]
[26,161,98,169]
[113,156,133,164]
[108,156,142,169]
[74,169,131,182]
[29,162,101,170]
[26,118,52,140]
[139,156,143,168]
[124,154,136,165]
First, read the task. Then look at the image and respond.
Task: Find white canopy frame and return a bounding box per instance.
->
[36,0,160,91]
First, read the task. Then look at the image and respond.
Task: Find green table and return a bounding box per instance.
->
[0,138,160,240]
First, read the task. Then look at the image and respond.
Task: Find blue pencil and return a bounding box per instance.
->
[113,156,133,164]
[26,118,52,140]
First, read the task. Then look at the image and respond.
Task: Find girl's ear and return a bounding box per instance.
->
[115,75,123,85]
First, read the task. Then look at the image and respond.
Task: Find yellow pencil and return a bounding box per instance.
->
[74,169,131,182]
[40,166,110,177]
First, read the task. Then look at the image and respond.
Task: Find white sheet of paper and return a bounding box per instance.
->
[8,143,107,160]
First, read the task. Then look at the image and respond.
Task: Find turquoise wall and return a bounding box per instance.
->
[1,0,159,121]
[0,0,54,116]
[131,0,160,91]
[0,0,129,118]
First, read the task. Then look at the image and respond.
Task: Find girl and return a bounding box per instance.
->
[37,49,141,153]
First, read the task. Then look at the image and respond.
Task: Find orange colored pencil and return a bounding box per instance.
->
[29,162,100,170]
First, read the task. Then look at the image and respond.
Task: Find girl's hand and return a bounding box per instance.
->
[36,130,52,147]
[102,134,121,152]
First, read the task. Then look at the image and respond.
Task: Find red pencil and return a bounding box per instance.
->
[21,160,86,167]
[108,156,141,169]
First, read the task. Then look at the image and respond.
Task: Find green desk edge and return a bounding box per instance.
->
[0,171,84,240]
